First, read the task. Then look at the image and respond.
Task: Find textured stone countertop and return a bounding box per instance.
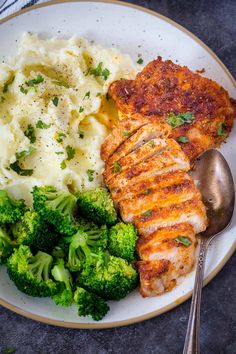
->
[0,1,235,353]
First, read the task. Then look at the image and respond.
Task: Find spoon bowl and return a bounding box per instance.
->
[191,149,235,239]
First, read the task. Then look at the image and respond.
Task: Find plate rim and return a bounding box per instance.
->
[0,0,235,329]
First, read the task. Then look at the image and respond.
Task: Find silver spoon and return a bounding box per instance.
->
[183,149,235,354]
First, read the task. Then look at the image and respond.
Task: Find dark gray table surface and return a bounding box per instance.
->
[0,1,235,353]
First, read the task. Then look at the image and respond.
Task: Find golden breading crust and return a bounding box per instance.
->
[109,57,236,161]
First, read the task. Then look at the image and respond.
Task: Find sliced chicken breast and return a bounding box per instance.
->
[101,115,207,297]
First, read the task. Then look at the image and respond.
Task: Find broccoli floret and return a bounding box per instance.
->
[51,258,73,306]
[12,210,61,252]
[32,186,77,236]
[74,287,109,321]
[79,251,138,300]
[0,226,15,265]
[7,245,60,297]
[64,221,108,272]
[77,187,117,225]
[108,222,138,261]
[0,189,26,224]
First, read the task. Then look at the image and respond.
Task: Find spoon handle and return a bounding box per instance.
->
[183,238,208,354]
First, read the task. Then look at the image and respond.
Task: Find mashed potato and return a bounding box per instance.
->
[0,33,137,204]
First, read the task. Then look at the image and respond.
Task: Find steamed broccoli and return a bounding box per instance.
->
[63,221,108,272]
[108,222,138,261]
[74,287,109,321]
[51,258,73,306]
[0,226,15,265]
[77,187,117,225]
[0,189,26,224]
[12,210,61,252]
[79,251,138,300]
[32,186,77,236]
[7,245,60,297]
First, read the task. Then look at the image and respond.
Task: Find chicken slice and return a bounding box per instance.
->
[111,170,190,204]
[136,223,197,296]
[100,114,151,161]
[136,259,177,296]
[137,223,196,269]
[134,198,207,236]
[119,177,197,222]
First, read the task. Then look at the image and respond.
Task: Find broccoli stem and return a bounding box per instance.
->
[0,228,12,250]
[51,259,72,290]
[28,252,53,281]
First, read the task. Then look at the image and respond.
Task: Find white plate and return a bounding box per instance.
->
[0,0,235,328]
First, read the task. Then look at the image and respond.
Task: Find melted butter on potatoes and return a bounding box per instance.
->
[0,33,137,204]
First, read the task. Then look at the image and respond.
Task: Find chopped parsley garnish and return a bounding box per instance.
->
[88,62,110,80]
[122,131,131,137]
[142,210,152,217]
[36,120,51,129]
[55,132,66,143]
[143,189,151,195]
[3,75,15,93]
[167,112,194,128]
[217,122,227,136]
[79,106,84,113]
[55,151,64,155]
[24,124,36,143]
[137,58,144,65]
[60,160,67,170]
[148,140,155,147]
[175,236,192,247]
[52,97,59,107]
[10,161,33,176]
[113,161,122,173]
[101,68,110,81]
[20,85,28,94]
[87,169,95,182]
[15,146,36,159]
[78,129,84,139]
[59,146,75,169]
[178,136,189,143]
[66,145,75,160]
[26,75,44,87]
[52,80,70,88]
[83,91,91,100]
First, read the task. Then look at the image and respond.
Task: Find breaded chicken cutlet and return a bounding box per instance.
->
[101,117,208,296]
[108,57,236,161]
